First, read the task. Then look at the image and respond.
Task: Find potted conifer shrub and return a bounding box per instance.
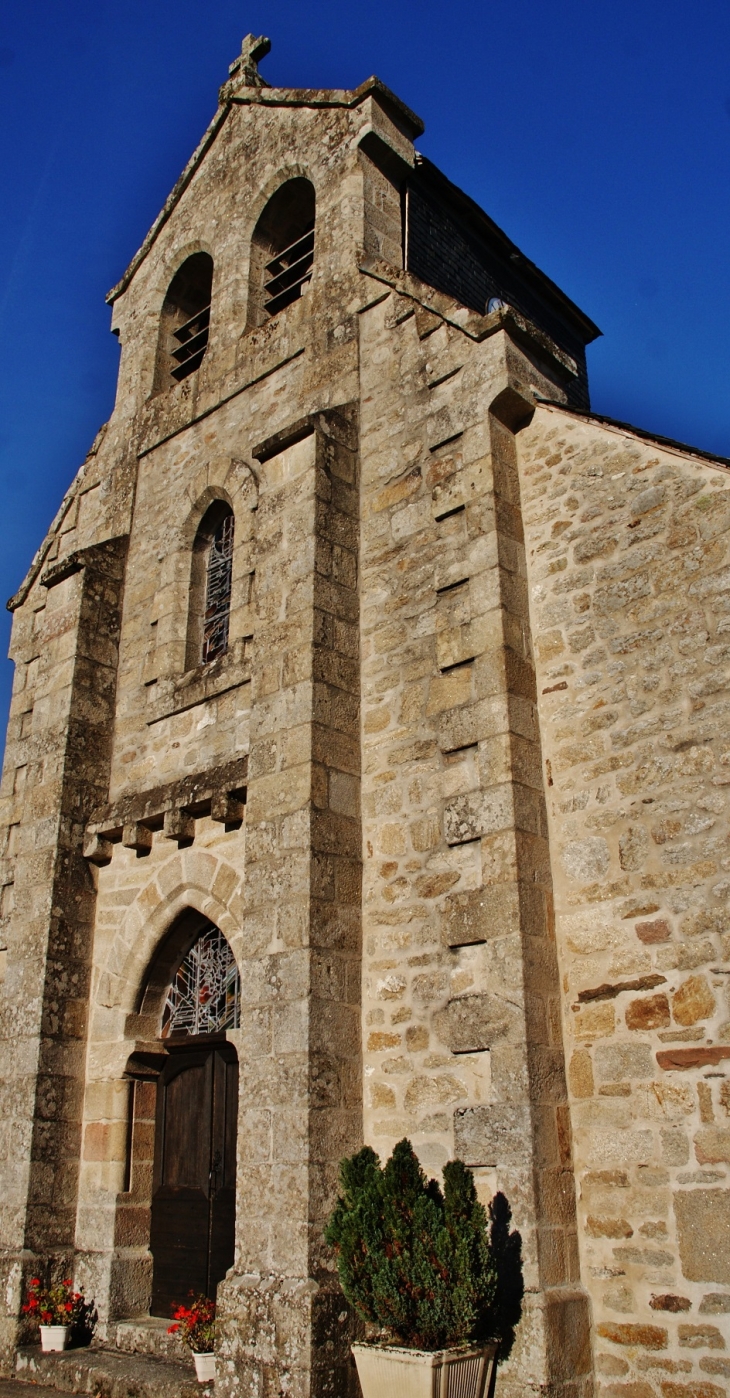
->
[326,1139,522,1398]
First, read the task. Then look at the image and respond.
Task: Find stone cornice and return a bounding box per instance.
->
[357,254,580,382]
[83,755,248,864]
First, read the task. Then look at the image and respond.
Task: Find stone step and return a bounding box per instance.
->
[15,1346,204,1398]
[0,1382,70,1398]
[109,1317,189,1364]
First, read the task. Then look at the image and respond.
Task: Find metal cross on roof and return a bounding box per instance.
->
[228,33,271,88]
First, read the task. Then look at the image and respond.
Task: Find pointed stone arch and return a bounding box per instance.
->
[91,849,244,1073]
[76,850,245,1324]
[152,460,258,681]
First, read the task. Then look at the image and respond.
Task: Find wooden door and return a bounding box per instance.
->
[150,1041,238,1316]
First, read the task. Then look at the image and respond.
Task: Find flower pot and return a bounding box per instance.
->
[39,1325,70,1353]
[352,1342,497,1398]
[193,1352,216,1383]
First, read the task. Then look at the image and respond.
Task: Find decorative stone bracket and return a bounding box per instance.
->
[82,756,247,865]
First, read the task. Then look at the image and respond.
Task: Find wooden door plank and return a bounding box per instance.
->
[150,1051,214,1315]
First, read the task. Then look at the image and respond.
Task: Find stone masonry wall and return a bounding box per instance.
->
[0,539,127,1369]
[518,404,730,1398]
[216,412,362,1398]
[358,300,593,1398]
[0,73,407,1389]
[9,46,726,1398]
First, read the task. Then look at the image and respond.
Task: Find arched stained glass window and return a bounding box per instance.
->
[161,920,240,1038]
[202,509,234,664]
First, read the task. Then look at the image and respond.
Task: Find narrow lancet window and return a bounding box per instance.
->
[186,501,235,669]
[202,510,234,663]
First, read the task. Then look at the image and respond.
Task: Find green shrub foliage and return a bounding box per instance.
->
[325,1138,520,1351]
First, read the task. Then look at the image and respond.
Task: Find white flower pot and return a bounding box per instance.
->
[40,1325,70,1353]
[352,1342,497,1398]
[193,1352,216,1383]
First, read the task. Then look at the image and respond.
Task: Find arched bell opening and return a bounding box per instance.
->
[154,251,214,391]
[116,910,240,1318]
[247,177,315,328]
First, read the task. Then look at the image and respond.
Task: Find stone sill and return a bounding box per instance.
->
[135,319,307,460]
[146,642,251,725]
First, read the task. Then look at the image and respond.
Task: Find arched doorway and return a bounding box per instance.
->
[149,918,240,1316]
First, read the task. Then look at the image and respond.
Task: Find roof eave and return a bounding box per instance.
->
[537,399,730,470]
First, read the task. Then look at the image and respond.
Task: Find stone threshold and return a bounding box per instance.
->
[110,1315,188,1362]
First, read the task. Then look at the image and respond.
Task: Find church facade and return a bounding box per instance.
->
[0,34,729,1398]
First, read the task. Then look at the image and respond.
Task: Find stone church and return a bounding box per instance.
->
[0,31,728,1398]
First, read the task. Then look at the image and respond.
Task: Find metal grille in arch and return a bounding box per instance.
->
[161,921,240,1037]
[202,512,234,663]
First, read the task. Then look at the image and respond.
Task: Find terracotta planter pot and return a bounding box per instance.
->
[39,1325,70,1353]
[352,1342,497,1398]
[193,1352,216,1383]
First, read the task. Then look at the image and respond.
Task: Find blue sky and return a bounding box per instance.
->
[1,0,729,741]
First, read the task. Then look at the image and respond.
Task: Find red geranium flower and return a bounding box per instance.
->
[165,1293,216,1352]
[23,1276,88,1329]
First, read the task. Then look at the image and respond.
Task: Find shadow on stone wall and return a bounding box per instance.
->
[487,1192,524,1367]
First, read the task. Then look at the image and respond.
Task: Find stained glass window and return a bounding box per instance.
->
[161,921,240,1038]
[202,512,234,664]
